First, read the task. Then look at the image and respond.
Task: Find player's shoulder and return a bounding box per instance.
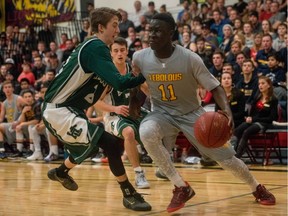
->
[133,47,153,59]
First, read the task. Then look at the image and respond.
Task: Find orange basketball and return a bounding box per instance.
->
[194,112,231,148]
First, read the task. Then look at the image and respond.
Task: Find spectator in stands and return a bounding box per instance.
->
[35,69,56,91]
[32,56,46,82]
[62,39,75,62]
[16,78,35,95]
[135,15,148,36]
[118,9,135,39]
[233,76,278,159]
[209,50,225,81]
[216,72,245,128]
[236,59,259,110]
[0,64,7,82]
[272,23,287,51]
[259,0,273,22]
[251,33,263,63]
[129,0,146,28]
[210,9,225,39]
[249,11,262,34]
[195,36,213,69]
[226,40,242,65]
[242,22,254,48]
[182,32,196,51]
[234,51,248,75]
[59,33,68,51]
[49,41,63,63]
[219,24,234,54]
[222,62,240,84]
[0,81,23,158]
[38,19,54,48]
[242,0,257,23]
[198,3,210,23]
[37,41,47,60]
[224,8,238,26]
[12,89,41,157]
[126,27,137,48]
[45,53,61,73]
[233,0,247,16]
[233,32,251,58]
[269,1,286,30]
[261,20,276,39]
[277,33,288,72]
[216,0,227,18]
[72,35,80,47]
[17,63,35,87]
[4,58,18,79]
[128,38,142,60]
[144,1,158,21]
[79,19,90,43]
[159,4,172,17]
[189,0,200,19]
[26,82,47,160]
[201,22,219,48]
[255,33,276,76]
[177,0,190,24]
[265,53,287,101]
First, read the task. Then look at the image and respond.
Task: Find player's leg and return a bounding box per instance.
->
[121,124,150,189]
[44,129,59,161]
[181,108,275,206]
[97,130,152,211]
[140,111,195,213]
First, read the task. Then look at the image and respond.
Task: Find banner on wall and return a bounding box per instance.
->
[6,0,75,27]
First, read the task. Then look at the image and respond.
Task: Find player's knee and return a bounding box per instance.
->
[139,120,162,145]
[122,126,135,140]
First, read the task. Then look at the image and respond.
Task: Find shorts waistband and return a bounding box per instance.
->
[45,103,62,109]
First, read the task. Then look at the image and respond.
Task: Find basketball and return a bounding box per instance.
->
[194,112,231,148]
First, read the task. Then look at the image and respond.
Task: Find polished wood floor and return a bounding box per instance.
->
[0,160,287,216]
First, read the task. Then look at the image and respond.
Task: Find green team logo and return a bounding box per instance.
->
[67,124,82,139]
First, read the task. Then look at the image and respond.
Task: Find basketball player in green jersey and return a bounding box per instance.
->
[133,13,275,213]
[42,8,151,212]
[94,37,150,189]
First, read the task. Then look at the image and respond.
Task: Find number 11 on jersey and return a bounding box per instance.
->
[158,84,177,101]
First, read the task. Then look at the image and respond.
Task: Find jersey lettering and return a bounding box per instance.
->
[158,84,177,101]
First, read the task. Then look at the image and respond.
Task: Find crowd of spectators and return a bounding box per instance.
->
[0,0,286,162]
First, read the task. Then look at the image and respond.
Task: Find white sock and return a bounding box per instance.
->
[17,143,23,152]
[134,167,142,172]
[51,145,58,155]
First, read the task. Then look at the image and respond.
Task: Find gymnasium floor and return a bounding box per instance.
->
[0,159,287,216]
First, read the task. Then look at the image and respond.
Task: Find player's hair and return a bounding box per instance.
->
[151,13,176,31]
[90,7,122,33]
[110,37,128,49]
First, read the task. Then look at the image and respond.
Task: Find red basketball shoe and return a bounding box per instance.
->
[252,184,276,205]
[167,182,195,213]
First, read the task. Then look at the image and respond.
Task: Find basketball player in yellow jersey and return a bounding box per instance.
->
[133,13,276,213]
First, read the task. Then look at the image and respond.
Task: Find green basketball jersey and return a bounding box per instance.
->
[44,37,145,110]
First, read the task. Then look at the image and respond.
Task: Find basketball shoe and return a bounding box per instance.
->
[135,170,150,189]
[47,168,78,191]
[252,184,276,205]
[123,191,152,211]
[167,182,195,213]
[155,168,169,180]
